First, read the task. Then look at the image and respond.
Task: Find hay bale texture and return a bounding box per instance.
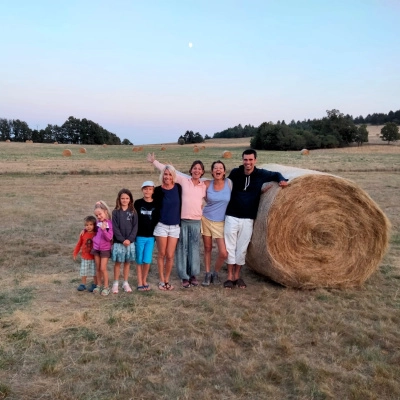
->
[62,149,72,157]
[79,147,86,153]
[222,150,232,159]
[300,149,309,155]
[246,164,390,289]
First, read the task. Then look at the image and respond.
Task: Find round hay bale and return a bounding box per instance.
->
[62,149,72,157]
[132,147,140,152]
[139,146,143,151]
[102,144,107,147]
[193,147,200,153]
[79,147,87,154]
[246,164,390,289]
[161,146,166,151]
[300,149,310,155]
[54,141,58,145]
[26,140,33,143]
[6,139,10,143]
[201,145,206,150]
[222,150,232,159]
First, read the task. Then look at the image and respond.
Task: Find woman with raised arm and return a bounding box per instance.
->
[147,153,206,289]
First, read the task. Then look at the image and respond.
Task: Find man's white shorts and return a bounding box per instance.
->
[224,216,254,265]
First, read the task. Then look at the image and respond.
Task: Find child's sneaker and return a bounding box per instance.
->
[101,287,110,296]
[112,282,119,294]
[201,273,212,286]
[88,283,97,292]
[122,282,132,293]
[77,284,87,291]
[211,272,221,285]
[92,285,101,294]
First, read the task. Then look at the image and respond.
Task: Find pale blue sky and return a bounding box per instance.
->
[1,0,399,144]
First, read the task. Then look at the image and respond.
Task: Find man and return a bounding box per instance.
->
[224,149,288,289]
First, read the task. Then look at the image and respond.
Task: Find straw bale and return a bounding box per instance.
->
[300,149,310,155]
[201,145,206,149]
[139,146,143,151]
[193,147,200,153]
[246,164,390,289]
[132,147,140,152]
[62,149,72,157]
[102,144,107,147]
[26,140,33,143]
[161,146,166,151]
[54,141,58,145]
[222,150,232,158]
[79,147,86,153]
[6,139,10,143]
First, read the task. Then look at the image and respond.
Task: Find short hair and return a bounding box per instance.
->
[84,215,96,225]
[94,200,112,220]
[115,188,135,212]
[189,160,205,177]
[159,165,177,184]
[242,149,257,159]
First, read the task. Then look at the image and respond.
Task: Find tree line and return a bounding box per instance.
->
[0,116,126,145]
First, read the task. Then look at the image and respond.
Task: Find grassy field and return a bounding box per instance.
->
[0,135,399,399]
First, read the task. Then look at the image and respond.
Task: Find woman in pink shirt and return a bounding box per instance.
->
[147,153,206,288]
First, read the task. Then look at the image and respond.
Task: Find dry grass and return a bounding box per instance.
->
[0,137,399,399]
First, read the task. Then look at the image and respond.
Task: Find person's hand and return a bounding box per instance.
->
[123,240,130,246]
[73,255,77,261]
[279,181,289,188]
[101,222,107,230]
[147,152,155,163]
[79,229,85,237]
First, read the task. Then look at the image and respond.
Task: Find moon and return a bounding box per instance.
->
[188,42,193,48]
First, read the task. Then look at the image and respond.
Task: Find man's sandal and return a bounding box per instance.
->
[236,278,247,289]
[223,280,234,289]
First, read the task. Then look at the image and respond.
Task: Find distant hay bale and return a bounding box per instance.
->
[54,141,58,145]
[222,150,232,159]
[132,147,140,152]
[161,146,166,151]
[300,149,310,155]
[201,145,206,149]
[6,139,10,143]
[102,144,107,147]
[26,140,33,143]
[62,149,72,157]
[193,147,200,153]
[79,147,86,154]
[139,146,143,151]
[246,164,390,289]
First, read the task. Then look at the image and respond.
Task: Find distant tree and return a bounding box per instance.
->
[122,138,132,145]
[354,124,369,146]
[204,134,211,140]
[180,130,204,144]
[178,136,185,145]
[380,122,400,144]
[0,118,12,140]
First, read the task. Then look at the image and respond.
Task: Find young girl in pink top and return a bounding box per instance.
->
[91,200,113,296]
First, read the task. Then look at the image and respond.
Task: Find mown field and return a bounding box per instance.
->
[0,134,399,400]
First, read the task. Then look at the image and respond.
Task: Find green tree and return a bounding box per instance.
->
[122,138,133,145]
[354,124,369,146]
[380,122,400,144]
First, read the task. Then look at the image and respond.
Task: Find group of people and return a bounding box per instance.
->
[73,149,288,295]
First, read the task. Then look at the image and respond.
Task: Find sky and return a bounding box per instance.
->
[1,0,399,144]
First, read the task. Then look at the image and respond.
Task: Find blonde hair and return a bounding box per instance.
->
[94,200,111,220]
[159,165,177,184]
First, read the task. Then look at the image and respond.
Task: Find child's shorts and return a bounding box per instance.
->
[135,236,155,264]
[80,259,96,277]
[112,242,136,263]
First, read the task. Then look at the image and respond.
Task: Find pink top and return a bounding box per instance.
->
[153,160,206,220]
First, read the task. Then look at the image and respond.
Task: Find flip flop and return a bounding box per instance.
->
[236,278,247,289]
[223,280,234,289]
[137,286,146,291]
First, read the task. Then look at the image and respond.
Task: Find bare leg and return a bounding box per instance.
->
[214,237,228,273]
[226,264,234,281]
[142,263,151,289]
[94,255,102,286]
[202,235,212,273]
[81,276,87,284]
[100,257,109,287]
[136,264,144,288]
[123,262,130,281]
[156,236,167,283]
[164,236,178,284]
[113,262,121,281]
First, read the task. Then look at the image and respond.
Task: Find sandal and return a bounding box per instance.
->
[158,282,166,291]
[164,282,174,291]
[236,278,247,289]
[223,280,234,289]
[112,282,119,294]
[101,287,110,296]
[143,284,151,291]
[137,286,146,291]
[122,282,132,293]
